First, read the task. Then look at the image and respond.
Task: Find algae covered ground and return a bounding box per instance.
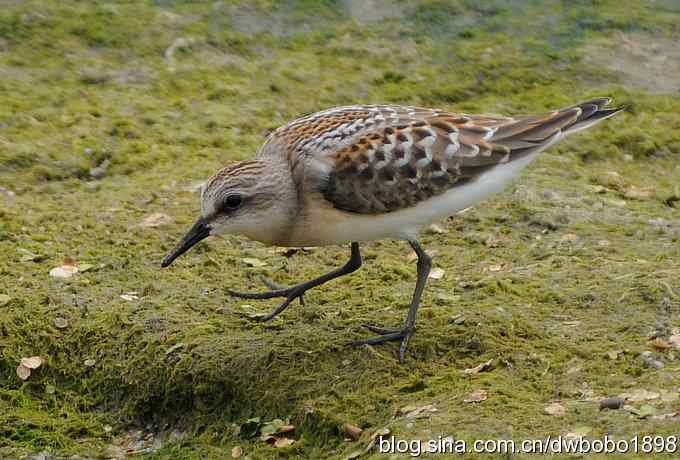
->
[1,1,680,458]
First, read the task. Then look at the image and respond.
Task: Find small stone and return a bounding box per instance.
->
[231,446,242,458]
[599,397,625,410]
[53,317,68,329]
[84,359,96,367]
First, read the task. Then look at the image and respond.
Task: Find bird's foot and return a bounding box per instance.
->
[228,276,306,322]
[351,325,415,364]
[227,275,305,305]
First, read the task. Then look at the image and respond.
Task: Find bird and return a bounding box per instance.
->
[161,97,623,363]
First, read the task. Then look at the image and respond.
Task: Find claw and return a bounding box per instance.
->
[352,327,415,363]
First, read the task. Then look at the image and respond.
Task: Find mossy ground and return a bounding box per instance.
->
[1,1,680,459]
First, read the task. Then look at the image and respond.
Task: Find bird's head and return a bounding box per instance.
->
[161,159,294,267]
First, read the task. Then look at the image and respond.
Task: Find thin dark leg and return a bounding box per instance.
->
[352,240,431,363]
[228,242,362,322]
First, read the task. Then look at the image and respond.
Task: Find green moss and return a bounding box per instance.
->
[1,0,680,458]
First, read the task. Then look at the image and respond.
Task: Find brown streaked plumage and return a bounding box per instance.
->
[162,98,624,363]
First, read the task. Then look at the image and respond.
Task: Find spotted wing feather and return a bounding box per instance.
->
[261,100,622,214]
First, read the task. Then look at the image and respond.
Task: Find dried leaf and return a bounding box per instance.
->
[623,185,654,200]
[84,359,96,367]
[560,233,578,243]
[484,264,509,273]
[342,423,362,441]
[427,223,445,234]
[21,356,43,369]
[0,294,10,307]
[463,359,493,375]
[16,365,31,380]
[464,389,487,403]
[242,257,267,268]
[120,293,139,301]
[140,213,173,228]
[273,437,294,448]
[649,337,671,350]
[49,265,78,279]
[651,412,678,421]
[544,402,565,417]
[428,268,445,280]
[231,446,242,458]
[399,404,438,418]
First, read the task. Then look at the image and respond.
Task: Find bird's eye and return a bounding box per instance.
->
[222,194,244,211]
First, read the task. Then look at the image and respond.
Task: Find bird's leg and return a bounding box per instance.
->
[352,240,431,363]
[228,242,362,322]
[256,275,305,306]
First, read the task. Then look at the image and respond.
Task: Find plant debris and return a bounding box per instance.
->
[464,389,488,403]
[544,402,566,417]
[428,267,445,280]
[242,257,267,267]
[140,213,173,228]
[463,359,493,375]
[17,356,43,380]
[342,423,362,441]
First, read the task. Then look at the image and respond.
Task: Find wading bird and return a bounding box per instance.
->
[162,98,623,362]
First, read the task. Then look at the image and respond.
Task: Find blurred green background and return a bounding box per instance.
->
[1,1,679,459]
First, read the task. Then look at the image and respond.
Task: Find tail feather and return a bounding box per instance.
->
[488,98,624,156]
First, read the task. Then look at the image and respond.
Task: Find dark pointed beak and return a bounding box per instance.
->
[161,218,211,268]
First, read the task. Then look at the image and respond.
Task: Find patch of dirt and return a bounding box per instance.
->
[341,0,403,23]
[585,32,680,94]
